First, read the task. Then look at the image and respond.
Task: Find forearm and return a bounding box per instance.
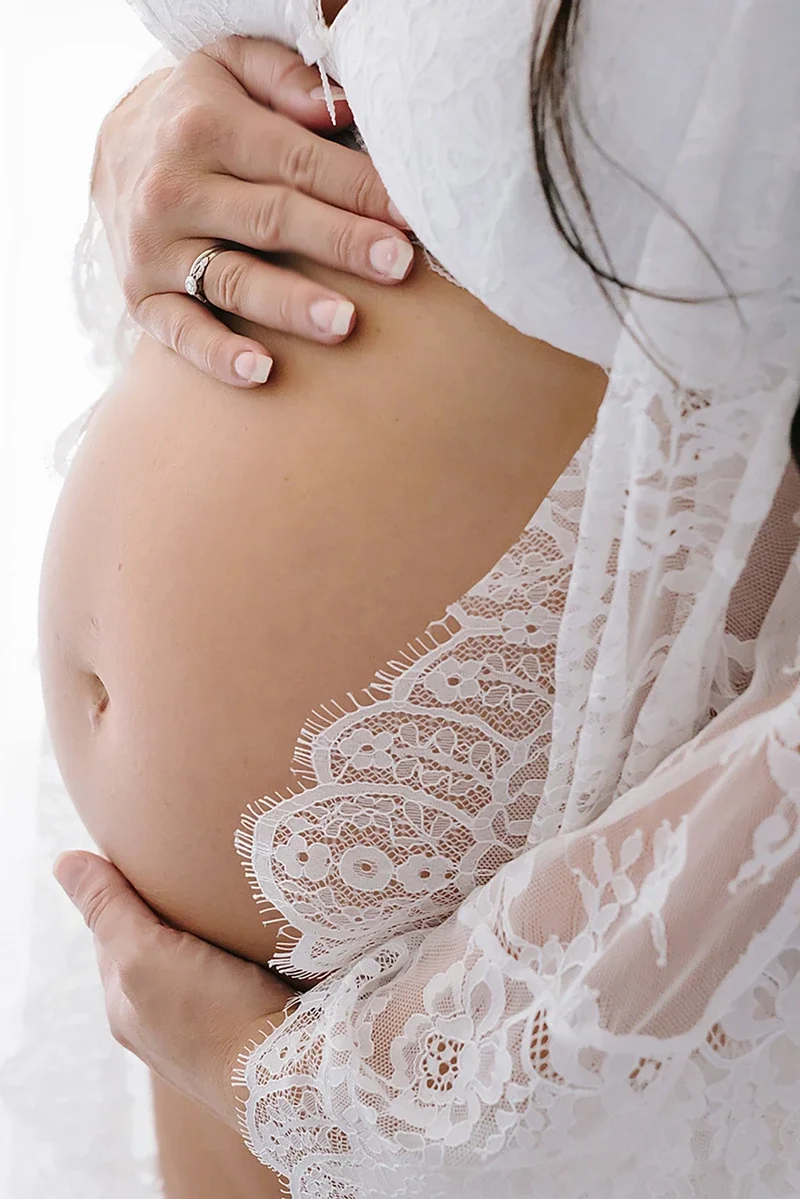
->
[235,664,800,1193]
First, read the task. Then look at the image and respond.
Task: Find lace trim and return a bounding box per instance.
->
[234,441,590,979]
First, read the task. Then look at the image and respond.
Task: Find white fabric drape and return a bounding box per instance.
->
[4,0,799,1196]
[239,3,800,1193]
[236,382,800,1198]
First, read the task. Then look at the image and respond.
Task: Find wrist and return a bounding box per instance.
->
[227,1001,299,1130]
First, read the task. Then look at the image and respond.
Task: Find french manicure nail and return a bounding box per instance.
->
[309,298,355,336]
[369,237,414,280]
[308,85,348,102]
[234,351,273,383]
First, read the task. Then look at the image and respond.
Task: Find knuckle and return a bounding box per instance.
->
[169,309,196,359]
[201,33,244,73]
[211,255,249,313]
[171,308,227,374]
[129,292,158,336]
[201,333,230,377]
[252,188,289,248]
[350,165,382,216]
[126,219,155,269]
[137,165,188,217]
[106,1001,127,1046]
[105,976,134,1049]
[109,1017,131,1052]
[160,100,218,155]
[116,939,149,996]
[117,924,171,997]
[276,289,296,331]
[81,880,117,934]
[328,219,358,268]
[121,270,144,314]
[278,136,319,191]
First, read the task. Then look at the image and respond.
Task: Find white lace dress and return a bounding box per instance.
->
[52,0,800,1195]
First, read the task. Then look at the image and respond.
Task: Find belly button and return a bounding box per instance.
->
[88,674,110,729]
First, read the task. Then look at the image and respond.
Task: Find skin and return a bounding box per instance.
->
[152,1074,286,1199]
[39,249,606,1193]
[95,20,412,389]
[53,846,294,1195]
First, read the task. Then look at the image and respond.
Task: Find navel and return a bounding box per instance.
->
[87,672,110,730]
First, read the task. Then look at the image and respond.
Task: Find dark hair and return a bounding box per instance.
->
[529,0,800,470]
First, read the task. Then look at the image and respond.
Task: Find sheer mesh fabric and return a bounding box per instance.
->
[232,380,800,1198]
[55,0,800,1193]
[235,447,589,979]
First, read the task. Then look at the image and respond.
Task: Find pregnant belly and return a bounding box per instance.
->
[38,251,605,978]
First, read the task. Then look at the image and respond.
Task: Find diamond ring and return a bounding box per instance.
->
[184,245,231,305]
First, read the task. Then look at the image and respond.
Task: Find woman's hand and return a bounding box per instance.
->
[53,850,295,1129]
[93,36,413,387]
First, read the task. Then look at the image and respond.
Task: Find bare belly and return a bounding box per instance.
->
[38,250,605,973]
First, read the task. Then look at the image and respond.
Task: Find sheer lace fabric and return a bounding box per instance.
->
[234,446,589,980]
[60,0,800,1194]
[232,383,800,1199]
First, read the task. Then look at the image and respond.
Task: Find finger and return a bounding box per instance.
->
[220,99,408,227]
[133,291,276,386]
[185,245,357,341]
[53,851,163,955]
[201,35,356,132]
[199,179,414,284]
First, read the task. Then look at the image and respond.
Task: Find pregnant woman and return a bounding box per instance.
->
[42,0,800,1197]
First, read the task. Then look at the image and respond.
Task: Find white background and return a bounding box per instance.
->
[0,2,156,1189]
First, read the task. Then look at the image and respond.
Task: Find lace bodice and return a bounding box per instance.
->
[61,0,800,1195]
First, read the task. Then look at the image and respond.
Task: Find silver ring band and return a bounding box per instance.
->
[184,244,231,305]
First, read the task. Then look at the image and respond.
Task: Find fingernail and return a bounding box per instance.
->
[369,237,414,280]
[387,201,408,227]
[234,351,273,384]
[308,85,348,102]
[53,852,89,900]
[309,298,355,336]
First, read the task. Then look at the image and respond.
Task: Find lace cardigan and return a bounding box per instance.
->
[58,0,800,1194]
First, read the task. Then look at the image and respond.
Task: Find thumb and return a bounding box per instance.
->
[53,851,163,955]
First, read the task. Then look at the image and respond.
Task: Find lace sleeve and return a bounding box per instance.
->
[235,564,800,1197]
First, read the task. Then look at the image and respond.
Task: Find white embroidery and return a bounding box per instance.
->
[54,0,800,1194]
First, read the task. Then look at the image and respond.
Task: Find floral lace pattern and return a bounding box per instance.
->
[235,448,589,978]
[55,0,800,1194]
[226,0,800,1180]
[235,381,800,1199]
